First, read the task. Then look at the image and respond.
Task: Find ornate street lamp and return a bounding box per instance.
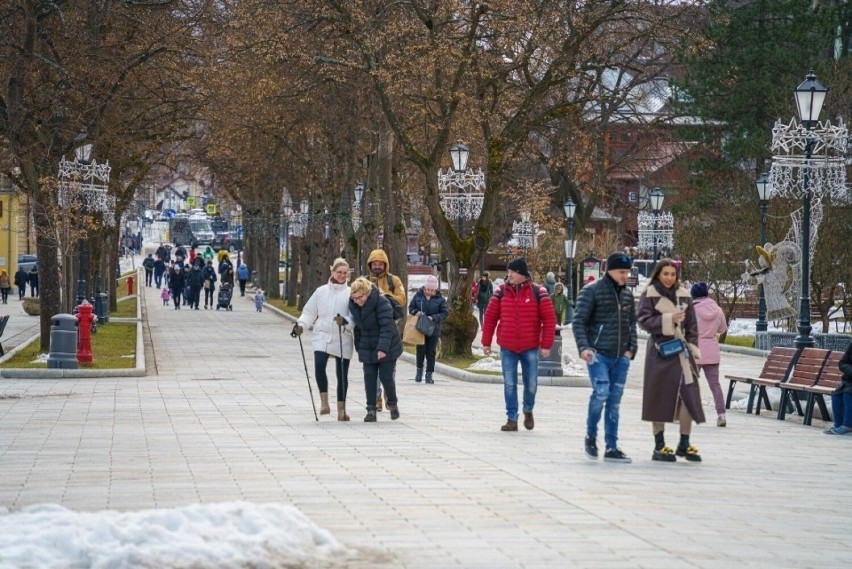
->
[754,172,771,333]
[649,188,665,261]
[438,141,485,283]
[282,195,293,300]
[791,72,828,349]
[563,199,576,321]
[58,143,113,309]
[353,183,364,274]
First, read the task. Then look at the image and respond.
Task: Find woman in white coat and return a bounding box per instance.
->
[690,282,728,427]
[293,258,355,421]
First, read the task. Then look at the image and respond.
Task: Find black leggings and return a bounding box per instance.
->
[313,351,350,400]
[204,287,214,306]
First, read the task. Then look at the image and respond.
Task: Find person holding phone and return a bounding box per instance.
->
[636,259,704,463]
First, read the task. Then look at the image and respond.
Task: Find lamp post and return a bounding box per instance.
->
[649,188,665,261]
[353,183,364,275]
[563,199,576,322]
[754,172,771,333]
[282,196,293,302]
[791,72,828,349]
[449,141,469,238]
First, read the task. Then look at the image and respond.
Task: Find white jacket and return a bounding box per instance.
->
[297,280,354,359]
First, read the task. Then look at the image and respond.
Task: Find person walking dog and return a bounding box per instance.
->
[481,258,556,432]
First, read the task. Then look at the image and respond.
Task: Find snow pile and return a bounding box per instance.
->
[0,501,348,569]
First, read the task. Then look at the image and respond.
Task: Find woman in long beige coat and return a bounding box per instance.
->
[637,259,705,463]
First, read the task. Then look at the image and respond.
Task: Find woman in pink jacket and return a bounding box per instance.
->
[690,282,728,427]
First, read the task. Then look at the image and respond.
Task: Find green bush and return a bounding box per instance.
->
[724,335,755,348]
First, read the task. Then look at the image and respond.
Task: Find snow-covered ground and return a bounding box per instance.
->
[0,502,348,568]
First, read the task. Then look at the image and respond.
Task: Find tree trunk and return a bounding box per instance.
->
[34,209,61,351]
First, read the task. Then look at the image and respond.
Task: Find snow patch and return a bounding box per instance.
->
[0,501,349,568]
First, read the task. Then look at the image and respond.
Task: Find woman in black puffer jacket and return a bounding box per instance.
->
[348,277,403,422]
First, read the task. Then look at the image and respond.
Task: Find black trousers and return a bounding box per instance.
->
[145,269,153,286]
[204,287,214,306]
[363,359,398,409]
[239,279,247,295]
[415,333,440,373]
[314,351,350,400]
[190,285,202,309]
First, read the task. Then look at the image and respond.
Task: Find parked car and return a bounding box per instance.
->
[211,232,242,253]
[17,254,37,273]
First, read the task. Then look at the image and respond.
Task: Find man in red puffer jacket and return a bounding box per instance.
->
[482,258,556,432]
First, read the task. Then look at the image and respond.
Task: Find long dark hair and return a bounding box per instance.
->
[649,259,680,287]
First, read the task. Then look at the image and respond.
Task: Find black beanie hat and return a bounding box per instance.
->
[606,252,633,271]
[506,258,531,279]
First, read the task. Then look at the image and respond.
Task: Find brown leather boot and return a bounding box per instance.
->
[337,401,350,421]
[501,420,518,431]
[523,412,534,430]
[319,393,330,415]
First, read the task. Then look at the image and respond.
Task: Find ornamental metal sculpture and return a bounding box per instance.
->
[57,154,115,224]
[437,166,485,221]
[637,211,674,253]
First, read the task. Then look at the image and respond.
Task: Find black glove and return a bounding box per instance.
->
[333,314,348,327]
[290,323,303,338]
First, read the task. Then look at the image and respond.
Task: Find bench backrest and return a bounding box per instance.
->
[759,347,798,382]
[813,351,844,391]
[0,314,9,336]
[786,348,832,388]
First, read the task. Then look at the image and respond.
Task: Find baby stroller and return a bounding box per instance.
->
[216,283,233,311]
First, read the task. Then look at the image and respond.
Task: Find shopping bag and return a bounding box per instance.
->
[403,314,425,345]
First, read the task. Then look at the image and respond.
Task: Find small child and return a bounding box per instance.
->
[161,287,170,306]
[254,288,265,312]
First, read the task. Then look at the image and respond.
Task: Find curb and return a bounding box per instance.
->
[0,269,147,379]
[261,299,589,387]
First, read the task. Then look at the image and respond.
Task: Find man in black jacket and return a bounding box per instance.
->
[142,254,155,287]
[572,252,638,463]
[187,264,205,310]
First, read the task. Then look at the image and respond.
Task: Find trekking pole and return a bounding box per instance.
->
[337,315,348,403]
[291,325,319,421]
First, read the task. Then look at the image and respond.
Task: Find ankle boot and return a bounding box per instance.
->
[337,401,350,422]
[364,408,377,422]
[415,368,423,382]
[319,393,330,415]
[388,404,400,421]
[676,434,702,462]
[652,431,675,462]
[425,372,434,384]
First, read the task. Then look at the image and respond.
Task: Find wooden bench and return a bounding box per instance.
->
[771,348,832,420]
[0,315,9,357]
[802,351,843,425]
[725,347,797,413]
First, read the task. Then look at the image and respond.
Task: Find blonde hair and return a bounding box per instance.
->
[349,276,373,297]
[330,258,349,272]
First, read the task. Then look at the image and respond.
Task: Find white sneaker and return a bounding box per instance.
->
[716,414,726,427]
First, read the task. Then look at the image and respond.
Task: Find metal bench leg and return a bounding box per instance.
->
[760,388,771,412]
[778,390,789,420]
[804,395,815,426]
[725,380,736,410]
[747,384,758,414]
[814,395,830,424]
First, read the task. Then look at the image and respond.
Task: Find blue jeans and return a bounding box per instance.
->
[831,392,852,428]
[501,348,539,421]
[586,353,630,450]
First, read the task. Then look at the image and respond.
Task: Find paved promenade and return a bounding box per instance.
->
[0,281,849,568]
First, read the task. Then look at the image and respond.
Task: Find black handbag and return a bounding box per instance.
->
[656,338,685,358]
[416,311,436,337]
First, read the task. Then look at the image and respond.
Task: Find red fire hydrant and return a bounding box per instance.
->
[76,300,95,365]
[127,275,134,296]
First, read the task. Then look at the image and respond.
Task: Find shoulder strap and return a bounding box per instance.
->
[386,272,395,293]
